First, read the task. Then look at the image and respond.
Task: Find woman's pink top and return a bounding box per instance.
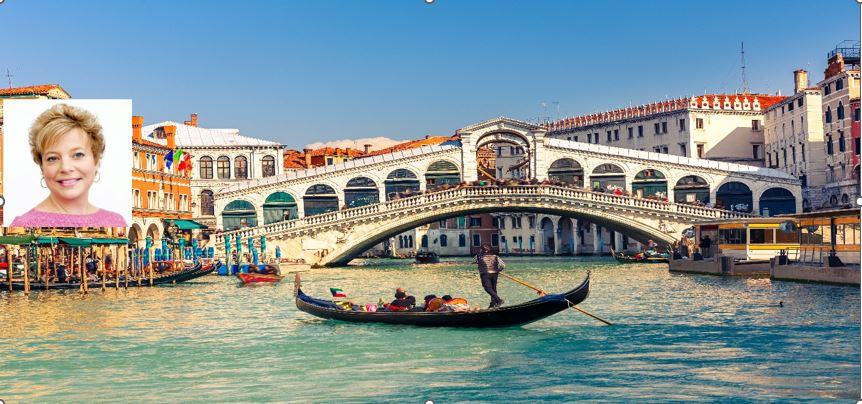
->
[9,209,127,227]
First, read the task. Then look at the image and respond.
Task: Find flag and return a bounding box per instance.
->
[183,153,192,173]
[330,288,347,298]
[165,150,174,169]
[173,148,184,163]
[177,156,187,171]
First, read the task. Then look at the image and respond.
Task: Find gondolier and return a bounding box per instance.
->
[474,244,505,308]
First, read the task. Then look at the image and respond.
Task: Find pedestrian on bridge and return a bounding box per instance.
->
[474,244,505,308]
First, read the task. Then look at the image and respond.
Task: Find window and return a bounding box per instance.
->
[628,127,633,139]
[573,136,578,142]
[788,102,794,111]
[262,155,276,177]
[752,144,762,160]
[234,156,248,179]
[528,215,535,229]
[441,234,448,247]
[470,217,482,227]
[679,119,685,131]
[587,133,592,143]
[855,107,861,122]
[217,156,230,179]
[458,234,465,247]
[662,146,668,154]
[472,234,481,247]
[719,228,746,244]
[696,144,704,158]
[529,235,535,247]
[749,229,775,244]
[827,135,834,155]
[680,143,687,156]
[637,125,644,137]
[838,131,846,152]
[837,102,845,120]
[856,138,861,155]
[594,133,599,144]
[661,122,667,133]
[421,235,428,248]
[791,145,796,163]
[798,98,803,107]
[751,120,760,131]
[825,107,832,123]
[199,156,213,179]
[491,234,499,247]
[491,217,499,227]
[613,129,619,141]
[654,123,660,134]
[440,219,448,228]
[782,148,787,167]
[606,131,612,142]
[836,78,844,90]
[801,143,806,162]
[133,189,141,208]
[824,83,831,95]
[200,190,214,215]
[696,118,704,129]
[133,152,140,169]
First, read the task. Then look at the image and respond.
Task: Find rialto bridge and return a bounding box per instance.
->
[213,117,800,266]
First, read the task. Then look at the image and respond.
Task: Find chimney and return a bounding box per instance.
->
[363,144,371,154]
[793,69,808,94]
[303,148,312,168]
[164,125,177,150]
[183,113,198,127]
[132,116,144,143]
[824,53,846,80]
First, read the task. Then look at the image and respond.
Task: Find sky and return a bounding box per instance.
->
[2,0,859,150]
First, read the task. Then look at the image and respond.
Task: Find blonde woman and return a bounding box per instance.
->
[10,104,126,227]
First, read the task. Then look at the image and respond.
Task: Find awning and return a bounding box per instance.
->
[169,219,208,230]
[0,235,36,245]
[90,238,129,245]
[59,237,92,247]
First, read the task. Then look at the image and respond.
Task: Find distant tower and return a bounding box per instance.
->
[740,42,748,94]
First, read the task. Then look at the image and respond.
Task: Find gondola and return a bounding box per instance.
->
[0,261,213,291]
[611,249,669,264]
[237,264,284,284]
[414,251,440,264]
[293,272,590,328]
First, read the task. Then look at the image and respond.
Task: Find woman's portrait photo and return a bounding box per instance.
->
[3,100,132,227]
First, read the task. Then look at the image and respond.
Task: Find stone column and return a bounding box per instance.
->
[572,219,580,255]
[592,223,600,255]
[615,231,624,252]
[553,219,561,255]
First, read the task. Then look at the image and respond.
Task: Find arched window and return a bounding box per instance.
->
[839,132,846,152]
[837,102,845,120]
[421,235,428,248]
[223,200,257,229]
[303,184,338,216]
[836,78,844,90]
[440,234,448,247]
[199,156,213,179]
[262,155,276,177]
[825,107,832,123]
[235,156,248,179]
[200,190,214,216]
[716,182,753,212]
[345,177,379,208]
[217,156,230,179]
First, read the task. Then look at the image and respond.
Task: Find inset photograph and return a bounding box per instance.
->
[2,99,132,227]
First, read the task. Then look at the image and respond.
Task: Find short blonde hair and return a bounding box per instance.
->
[29,103,105,166]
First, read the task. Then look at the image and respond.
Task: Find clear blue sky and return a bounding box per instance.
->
[2,0,858,149]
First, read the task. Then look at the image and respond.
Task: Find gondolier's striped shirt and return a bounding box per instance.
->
[475,254,505,274]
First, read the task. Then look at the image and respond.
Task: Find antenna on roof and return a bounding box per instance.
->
[5,69,12,89]
[740,41,748,94]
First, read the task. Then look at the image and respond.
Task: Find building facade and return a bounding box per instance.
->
[130,117,193,247]
[141,114,283,230]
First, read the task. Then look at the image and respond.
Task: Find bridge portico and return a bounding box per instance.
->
[213,117,801,265]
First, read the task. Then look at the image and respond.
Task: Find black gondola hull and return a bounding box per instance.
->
[294,274,590,328]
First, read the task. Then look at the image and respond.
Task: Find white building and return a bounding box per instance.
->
[546,93,786,166]
[141,114,284,229]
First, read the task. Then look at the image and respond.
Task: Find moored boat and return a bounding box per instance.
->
[611,249,669,264]
[237,272,284,284]
[414,251,440,264]
[293,272,590,327]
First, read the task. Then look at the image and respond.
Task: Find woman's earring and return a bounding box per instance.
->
[95,171,101,183]
[40,177,47,188]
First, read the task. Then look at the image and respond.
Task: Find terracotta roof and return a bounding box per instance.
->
[0,84,69,97]
[309,147,365,157]
[134,138,171,150]
[546,93,788,132]
[367,135,459,156]
[283,150,307,169]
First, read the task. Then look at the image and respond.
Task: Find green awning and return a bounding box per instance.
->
[36,236,60,245]
[170,219,208,230]
[0,235,36,245]
[59,237,92,247]
[90,238,129,245]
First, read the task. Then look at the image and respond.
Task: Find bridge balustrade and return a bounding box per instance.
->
[214,185,754,249]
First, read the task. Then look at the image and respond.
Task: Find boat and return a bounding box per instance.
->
[611,249,669,264]
[236,264,284,284]
[414,251,440,264]
[293,272,590,327]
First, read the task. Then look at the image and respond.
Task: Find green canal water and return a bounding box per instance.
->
[0,257,859,402]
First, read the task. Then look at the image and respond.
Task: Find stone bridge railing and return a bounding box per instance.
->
[214,185,754,248]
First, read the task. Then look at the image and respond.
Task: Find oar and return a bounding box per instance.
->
[498,272,613,326]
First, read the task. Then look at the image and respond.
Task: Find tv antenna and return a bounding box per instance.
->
[5,69,12,89]
[740,42,748,94]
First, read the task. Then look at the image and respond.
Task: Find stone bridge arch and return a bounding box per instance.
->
[320,201,678,266]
